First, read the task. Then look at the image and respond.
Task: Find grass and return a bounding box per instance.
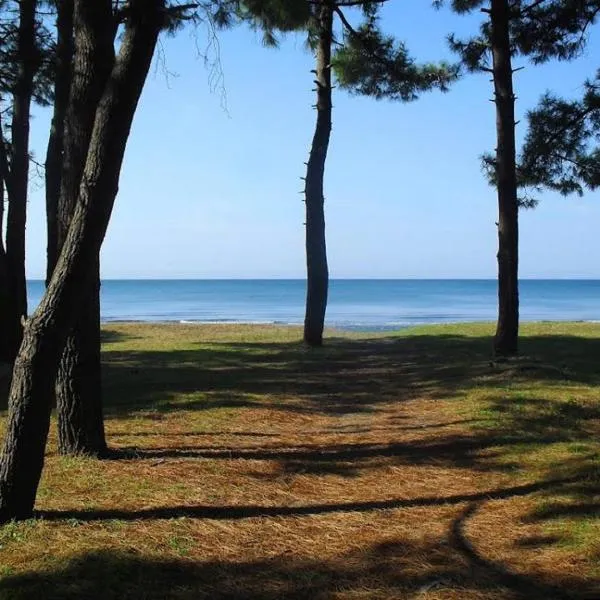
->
[0,321,599,599]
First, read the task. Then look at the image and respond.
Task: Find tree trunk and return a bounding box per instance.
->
[491,0,519,356]
[46,0,74,285]
[303,1,332,347]
[0,0,164,523]
[4,0,37,362]
[0,174,9,364]
[56,257,106,456]
[47,0,113,457]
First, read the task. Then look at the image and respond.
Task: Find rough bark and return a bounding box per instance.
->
[303,1,332,347]
[56,257,106,456]
[3,0,37,362]
[0,0,164,523]
[491,0,519,357]
[47,0,114,457]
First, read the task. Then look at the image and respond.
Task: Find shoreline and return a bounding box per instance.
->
[100,318,600,328]
[98,320,600,338]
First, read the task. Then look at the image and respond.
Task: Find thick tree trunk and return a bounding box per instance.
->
[491,0,519,356]
[56,257,106,456]
[0,0,164,523]
[47,0,113,457]
[4,0,37,361]
[303,2,332,347]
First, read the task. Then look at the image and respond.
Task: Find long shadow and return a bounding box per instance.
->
[449,502,585,600]
[4,502,598,600]
[40,476,577,522]
[106,419,484,439]
[100,332,600,419]
[106,434,565,467]
[97,331,600,530]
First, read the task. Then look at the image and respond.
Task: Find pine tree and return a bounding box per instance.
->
[0,0,53,364]
[43,0,204,458]
[516,2,600,196]
[0,0,196,523]
[232,1,455,346]
[44,0,113,458]
[520,75,600,196]
[441,0,600,356]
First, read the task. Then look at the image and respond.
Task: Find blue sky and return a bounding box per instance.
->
[24,0,600,279]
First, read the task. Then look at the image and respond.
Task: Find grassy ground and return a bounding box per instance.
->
[0,322,599,599]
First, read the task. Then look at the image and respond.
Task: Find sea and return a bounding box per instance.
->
[26,279,600,332]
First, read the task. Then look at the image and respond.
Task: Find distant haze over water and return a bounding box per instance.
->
[26,279,600,331]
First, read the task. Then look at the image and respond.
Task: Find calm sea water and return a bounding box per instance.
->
[26,279,600,331]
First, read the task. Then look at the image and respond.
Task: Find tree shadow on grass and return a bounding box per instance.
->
[100,329,138,345]
[9,501,599,599]
[102,431,563,472]
[99,332,600,419]
[39,476,577,522]
[98,331,600,511]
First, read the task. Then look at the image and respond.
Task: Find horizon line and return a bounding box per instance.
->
[26,277,600,282]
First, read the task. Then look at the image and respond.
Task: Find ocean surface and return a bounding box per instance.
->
[26,279,600,331]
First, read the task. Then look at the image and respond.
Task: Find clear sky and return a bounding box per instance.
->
[24,0,600,279]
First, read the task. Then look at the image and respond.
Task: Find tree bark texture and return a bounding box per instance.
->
[47,0,114,457]
[0,0,165,522]
[3,0,37,362]
[303,1,333,347]
[491,0,519,356]
[56,257,106,456]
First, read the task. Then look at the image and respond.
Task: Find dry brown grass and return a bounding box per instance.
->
[0,322,598,599]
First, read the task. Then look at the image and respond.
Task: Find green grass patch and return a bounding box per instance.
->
[0,321,598,599]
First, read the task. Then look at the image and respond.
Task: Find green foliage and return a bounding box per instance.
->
[332,5,459,102]
[334,20,459,101]
[519,73,600,196]
[442,1,600,205]
[239,0,312,32]
[510,1,600,198]
[512,0,600,64]
[213,0,312,46]
[447,33,488,72]
[442,1,600,68]
[479,151,540,208]
[0,0,55,107]
[436,0,485,13]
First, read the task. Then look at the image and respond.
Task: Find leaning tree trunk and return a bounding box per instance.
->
[0,0,164,523]
[491,0,519,356]
[3,0,37,362]
[46,0,113,457]
[303,1,333,347]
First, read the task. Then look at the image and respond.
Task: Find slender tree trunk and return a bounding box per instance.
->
[304,1,332,347]
[491,0,519,356]
[4,0,37,362]
[47,0,113,457]
[0,0,164,523]
[46,0,74,284]
[0,174,9,364]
